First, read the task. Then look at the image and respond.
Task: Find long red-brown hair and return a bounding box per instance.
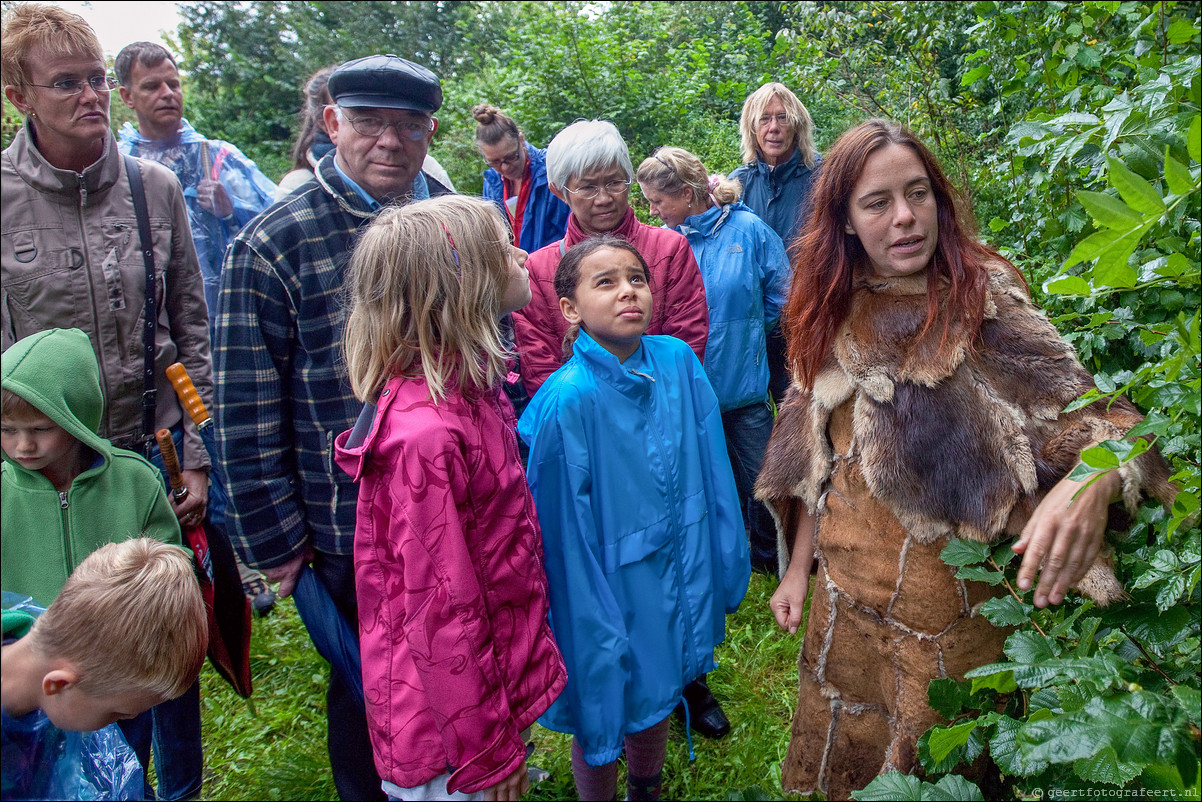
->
[786,119,1023,391]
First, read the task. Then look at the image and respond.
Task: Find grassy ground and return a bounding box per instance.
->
[196,572,807,801]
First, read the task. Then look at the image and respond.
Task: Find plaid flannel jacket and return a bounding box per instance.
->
[213,153,451,568]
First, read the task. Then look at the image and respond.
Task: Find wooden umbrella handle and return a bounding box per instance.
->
[166,362,210,428]
[155,428,189,504]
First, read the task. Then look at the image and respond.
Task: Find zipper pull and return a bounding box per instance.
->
[59,491,69,510]
[79,175,88,208]
[628,369,656,382]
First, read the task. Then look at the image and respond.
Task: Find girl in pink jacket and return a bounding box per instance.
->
[335,195,567,801]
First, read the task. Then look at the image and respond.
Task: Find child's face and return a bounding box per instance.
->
[499,237,532,316]
[42,680,166,732]
[559,246,652,363]
[1,413,76,474]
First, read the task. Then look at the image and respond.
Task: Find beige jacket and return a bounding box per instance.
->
[1,123,213,470]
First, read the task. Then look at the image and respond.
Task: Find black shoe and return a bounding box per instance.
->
[243,577,276,617]
[674,679,731,739]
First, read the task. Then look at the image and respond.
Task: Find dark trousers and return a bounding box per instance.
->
[311,551,387,801]
[117,680,203,800]
[721,401,778,573]
[766,327,790,407]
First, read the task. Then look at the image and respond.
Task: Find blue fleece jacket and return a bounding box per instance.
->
[675,201,787,411]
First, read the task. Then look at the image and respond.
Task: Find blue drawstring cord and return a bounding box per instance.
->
[679,694,696,761]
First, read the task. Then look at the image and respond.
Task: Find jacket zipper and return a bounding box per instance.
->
[643,375,701,681]
[60,491,75,578]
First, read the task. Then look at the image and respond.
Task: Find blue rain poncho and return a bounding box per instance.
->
[119,120,276,317]
[518,332,750,765]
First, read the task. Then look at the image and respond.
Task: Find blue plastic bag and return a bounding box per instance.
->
[1,593,145,800]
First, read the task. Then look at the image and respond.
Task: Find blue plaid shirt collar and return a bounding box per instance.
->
[332,154,431,210]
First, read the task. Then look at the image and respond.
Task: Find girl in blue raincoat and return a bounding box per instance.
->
[518,235,750,802]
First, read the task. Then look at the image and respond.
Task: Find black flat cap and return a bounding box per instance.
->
[328,54,443,113]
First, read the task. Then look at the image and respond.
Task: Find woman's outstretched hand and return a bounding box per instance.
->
[1013,469,1121,608]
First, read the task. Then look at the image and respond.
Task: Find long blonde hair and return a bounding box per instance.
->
[738,82,817,168]
[343,196,514,403]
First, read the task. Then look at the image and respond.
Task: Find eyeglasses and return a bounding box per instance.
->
[29,75,118,97]
[757,112,791,130]
[485,148,525,170]
[563,179,632,201]
[339,109,433,141]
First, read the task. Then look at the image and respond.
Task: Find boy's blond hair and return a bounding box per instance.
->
[1,387,44,421]
[1,3,104,92]
[25,538,206,700]
[343,195,515,403]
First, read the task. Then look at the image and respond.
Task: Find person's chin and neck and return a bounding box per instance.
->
[325,103,436,209]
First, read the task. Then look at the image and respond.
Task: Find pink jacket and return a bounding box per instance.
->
[334,375,566,794]
[513,208,709,395]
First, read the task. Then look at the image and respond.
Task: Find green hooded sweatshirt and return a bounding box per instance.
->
[2,328,181,607]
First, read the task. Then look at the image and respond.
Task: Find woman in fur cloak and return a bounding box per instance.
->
[755,119,1175,800]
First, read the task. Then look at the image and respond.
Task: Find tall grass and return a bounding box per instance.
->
[198,573,807,801]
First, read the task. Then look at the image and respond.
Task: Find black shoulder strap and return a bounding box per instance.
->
[124,154,157,456]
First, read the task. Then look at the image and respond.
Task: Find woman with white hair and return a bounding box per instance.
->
[511,119,708,397]
[729,82,823,404]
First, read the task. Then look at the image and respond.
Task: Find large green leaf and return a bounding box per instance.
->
[924,775,985,801]
[1004,630,1056,664]
[954,564,1006,585]
[990,714,1049,776]
[851,771,923,801]
[1107,155,1165,215]
[1074,745,1144,785]
[1170,686,1201,727]
[940,538,991,566]
[1045,274,1092,295]
[1077,190,1143,228]
[978,595,1033,627]
[1163,149,1197,196]
[1020,693,1182,768]
[928,678,969,719]
[927,721,979,763]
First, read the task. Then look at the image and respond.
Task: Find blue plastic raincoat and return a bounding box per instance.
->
[675,201,788,411]
[118,120,276,317]
[518,332,750,766]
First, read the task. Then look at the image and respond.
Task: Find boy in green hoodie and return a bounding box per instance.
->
[1,328,182,606]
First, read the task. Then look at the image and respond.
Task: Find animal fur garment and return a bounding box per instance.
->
[758,262,1175,604]
[755,262,1175,799]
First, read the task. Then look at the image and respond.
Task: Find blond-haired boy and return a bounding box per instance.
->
[2,538,207,799]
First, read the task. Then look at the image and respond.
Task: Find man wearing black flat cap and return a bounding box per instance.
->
[212,53,453,801]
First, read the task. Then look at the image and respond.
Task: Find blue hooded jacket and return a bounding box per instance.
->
[482,142,570,252]
[518,332,750,765]
[728,147,822,247]
[675,201,788,411]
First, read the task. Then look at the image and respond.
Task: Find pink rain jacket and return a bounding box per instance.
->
[335,375,566,794]
[513,207,709,395]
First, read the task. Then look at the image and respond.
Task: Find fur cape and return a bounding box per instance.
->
[756,261,1175,605]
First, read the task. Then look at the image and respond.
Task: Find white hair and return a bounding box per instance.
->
[545,119,634,189]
